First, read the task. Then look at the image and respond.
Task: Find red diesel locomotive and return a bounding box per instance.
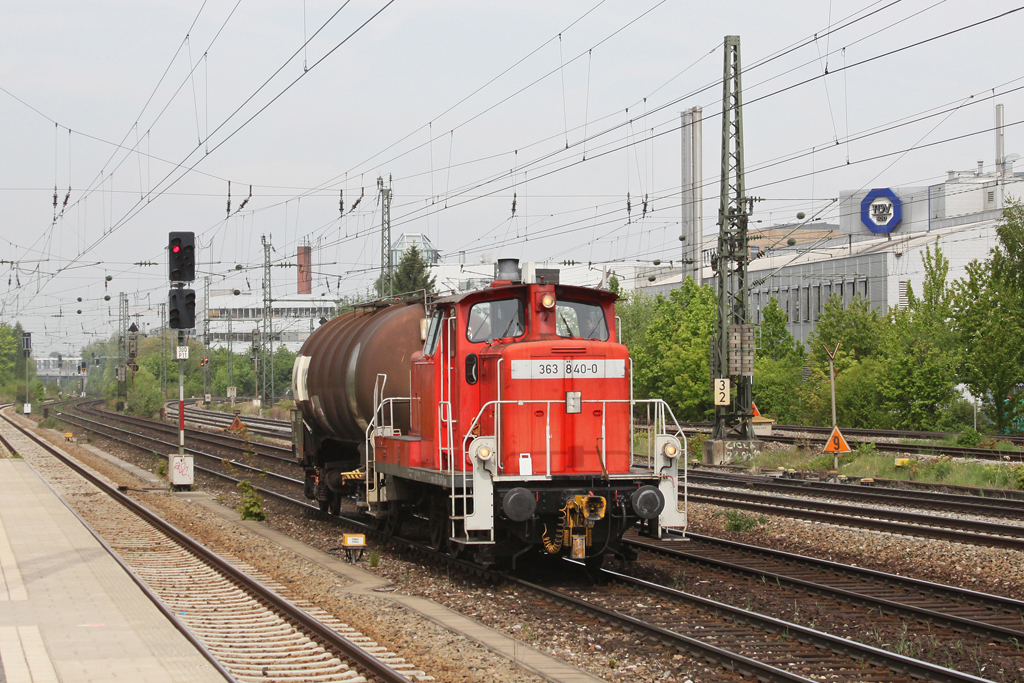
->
[292,259,687,567]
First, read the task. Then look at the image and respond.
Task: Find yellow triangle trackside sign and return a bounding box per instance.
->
[823,426,852,453]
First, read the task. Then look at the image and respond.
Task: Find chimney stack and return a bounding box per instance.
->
[297,245,312,295]
[996,103,1005,176]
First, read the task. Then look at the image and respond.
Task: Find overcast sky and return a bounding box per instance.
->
[2,0,1022,354]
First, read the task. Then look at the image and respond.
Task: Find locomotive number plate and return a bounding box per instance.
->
[511,359,626,379]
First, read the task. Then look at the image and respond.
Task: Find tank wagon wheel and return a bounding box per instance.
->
[328,494,341,516]
[318,498,331,514]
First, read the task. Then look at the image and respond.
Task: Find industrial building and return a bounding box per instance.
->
[642,107,1021,347]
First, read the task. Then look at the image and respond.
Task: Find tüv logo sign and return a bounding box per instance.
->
[860,188,902,234]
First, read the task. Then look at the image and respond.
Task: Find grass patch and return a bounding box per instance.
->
[37,416,66,430]
[755,446,1024,491]
[721,510,767,532]
[750,447,819,472]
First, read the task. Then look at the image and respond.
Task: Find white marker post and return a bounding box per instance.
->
[822,342,841,472]
[172,338,193,489]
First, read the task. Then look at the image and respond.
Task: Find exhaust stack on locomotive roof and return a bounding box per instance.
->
[494,258,521,283]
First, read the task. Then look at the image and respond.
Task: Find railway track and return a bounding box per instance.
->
[677,423,1024,462]
[0,408,422,683]
[52,401,306,499]
[679,421,1024,447]
[688,485,1024,551]
[520,561,992,683]
[71,399,295,462]
[689,469,1024,521]
[43,400,1018,681]
[627,531,1024,645]
[174,401,292,439]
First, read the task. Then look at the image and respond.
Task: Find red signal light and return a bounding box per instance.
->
[172,245,181,253]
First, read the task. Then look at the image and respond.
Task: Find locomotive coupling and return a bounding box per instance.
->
[574,494,607,524]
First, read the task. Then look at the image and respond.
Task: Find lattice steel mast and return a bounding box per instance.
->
[117,292,128,406]
[710,36,757,447]
[261,236,273,406]
[378,175,392,296]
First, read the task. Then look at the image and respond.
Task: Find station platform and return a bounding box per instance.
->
[0,459,226,683]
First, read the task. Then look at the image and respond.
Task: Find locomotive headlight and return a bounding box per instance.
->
[656,435,681,460]
[470,436,497,462]
[541,294,555,309]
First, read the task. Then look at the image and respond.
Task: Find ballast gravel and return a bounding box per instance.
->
[15,412,1024,683]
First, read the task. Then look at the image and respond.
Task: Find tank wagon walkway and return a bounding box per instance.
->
[0,459,224,683]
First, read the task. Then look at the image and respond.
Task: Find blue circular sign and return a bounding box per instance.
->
[860,188,902,233]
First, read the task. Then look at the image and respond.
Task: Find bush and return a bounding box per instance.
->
[236,480,266,521]
[688,433,708,458]
[37,416,65,430]
[809,450,857,470]
[721,510,766,532]
[923,455,954,480]
[956,428,982,447]
[126,368,163,418]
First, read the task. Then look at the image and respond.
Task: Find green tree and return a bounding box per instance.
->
[635,279,717,421]
[798,353,888,428]
[0,324,18,383]
[273,345,297,399]
[608,274,621,295]
[952,213,1024,432]
[806,294,883,364]
[757,296,804,361]
[614,289,658,357]
[376,245,436,296]
[126,367,164,417]
[876,242,959,431]
[752,355,804,423]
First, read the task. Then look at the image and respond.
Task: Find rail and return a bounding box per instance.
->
[1,408,410,683]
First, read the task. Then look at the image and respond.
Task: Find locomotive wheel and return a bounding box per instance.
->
[447,519,466,559]
[382,512,403,537]
[428,503,448,552]
[585,553,607,583]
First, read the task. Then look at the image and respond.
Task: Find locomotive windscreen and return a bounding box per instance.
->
[467,298,524,342]
[555,299,608,341]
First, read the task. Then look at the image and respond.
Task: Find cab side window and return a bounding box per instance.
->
[423,310,444,355]
[555,300,608,341]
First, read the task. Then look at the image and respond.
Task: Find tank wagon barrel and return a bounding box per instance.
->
[294,302,425,442]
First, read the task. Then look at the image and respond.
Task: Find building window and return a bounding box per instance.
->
[898,280,909,310]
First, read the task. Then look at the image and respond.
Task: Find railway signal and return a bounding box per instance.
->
[168,232,196,282]
[168,230,195,490]
[22,332,31,415]
[168,288,196,329]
